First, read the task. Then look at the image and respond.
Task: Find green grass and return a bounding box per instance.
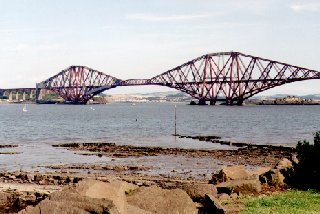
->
[240,189,320,214]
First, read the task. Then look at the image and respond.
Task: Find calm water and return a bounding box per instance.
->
[0,102,319,172]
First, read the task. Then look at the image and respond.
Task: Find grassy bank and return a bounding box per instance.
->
[240,189,320,214]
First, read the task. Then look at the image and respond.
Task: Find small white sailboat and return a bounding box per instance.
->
[90,106,95,111]
[22,104,28,112]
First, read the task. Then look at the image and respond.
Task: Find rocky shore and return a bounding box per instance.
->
[0,141,297,213]
[0,158,294,213]
[53,141,294,167]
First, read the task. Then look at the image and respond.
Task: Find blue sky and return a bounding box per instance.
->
[0,0,319,95]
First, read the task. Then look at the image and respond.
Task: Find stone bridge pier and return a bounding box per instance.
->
[0,88,36,102]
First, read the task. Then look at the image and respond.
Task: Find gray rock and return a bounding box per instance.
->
[216,178,261,195]
[210,165,251,184]
[179,183,217,201]
[0,192,12,211]
[127,186,197,214]
[127,205,153,214]
[275,158,293,170]
[19,190,119,214]
[260,169,286,187]
[75,179,128,214]
[249,167,271,178]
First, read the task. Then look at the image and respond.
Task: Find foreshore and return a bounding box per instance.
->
[0,140,296,213]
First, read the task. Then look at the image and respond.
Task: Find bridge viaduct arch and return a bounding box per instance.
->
[0,88,36,102]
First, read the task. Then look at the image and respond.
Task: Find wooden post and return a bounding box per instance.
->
[174,104,177,136]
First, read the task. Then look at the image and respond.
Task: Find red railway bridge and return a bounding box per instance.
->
[1,52,320,105]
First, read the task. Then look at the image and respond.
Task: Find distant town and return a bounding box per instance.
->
[1,91,320,105]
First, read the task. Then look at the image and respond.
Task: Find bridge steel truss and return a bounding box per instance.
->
[148,52,320,105]
[30,51,320,104]
[36,66,121,104]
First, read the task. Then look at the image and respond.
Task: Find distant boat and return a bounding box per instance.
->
[22,104,28,112]
[131,103,136,106]
[90,106,95,111]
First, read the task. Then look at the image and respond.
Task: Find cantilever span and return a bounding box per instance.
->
[148,51,320,105]
[36,66,122,104]
[33,51,320,104]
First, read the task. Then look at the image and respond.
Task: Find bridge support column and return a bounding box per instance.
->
[225,99,233,106]
[237,99,244,106]
[30,90,33,100]
[2,91,6,98]
[35,84,41,103]
[15,91,19,100]
[22,92,26,101]
[209,100,215,105]
[198,99,207,105]
[9,92,12,101]
[38,90,43,101]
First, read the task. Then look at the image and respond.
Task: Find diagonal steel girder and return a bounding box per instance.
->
[34,52,320,104]
[149,52,320,105]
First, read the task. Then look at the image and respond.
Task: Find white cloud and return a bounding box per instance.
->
[126,13,212,22]
[291,2,320,12]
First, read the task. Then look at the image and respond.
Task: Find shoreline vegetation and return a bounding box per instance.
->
[239,190,320,214]
[247,95,320,105]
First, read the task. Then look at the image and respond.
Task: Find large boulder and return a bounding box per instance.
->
[0,192,14,212]
[179,183,217,202]
[216,178,261,195]
[249,167,271,178]
[210,165,251,184]
[275,158,293,170]
[127,186,197,214]
[19,179,129,214]
[19,190,119,214]
[259,169,286,187]
[204,194,226,214]
[259,158,294,187]
[123,182,139,195]
[127,205,153,214]
[75,179,127,214]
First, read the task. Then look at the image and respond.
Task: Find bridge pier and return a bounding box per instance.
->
[38,90,43,101]
[30,90,33,100]
[22,92,26,101]
[35,84,41,103]
[35,83,48,103]
[237,99,244,106]
[225,99,233,106]
[9,92,12,101]
[198,99,207,105]
[15,91,19,100]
